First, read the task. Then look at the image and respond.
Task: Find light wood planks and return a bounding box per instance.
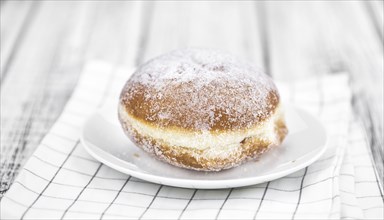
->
[1,1,91,193]
[264,1,383,183]
[142,1,265,66]
[0,1,382,195]
[82,1,145,67]
[0,1,37,80]
[364,0,384,42]
[0,1,145,193]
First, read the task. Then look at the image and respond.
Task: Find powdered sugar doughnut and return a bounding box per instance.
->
[118,49,288,171]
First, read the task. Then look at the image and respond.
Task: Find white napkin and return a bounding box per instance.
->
[1,61,382,219]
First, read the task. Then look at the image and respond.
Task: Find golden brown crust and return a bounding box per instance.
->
[119,109,288,171]
[119,49,280,132]
[118,49,288,171]
[120,81,279,132]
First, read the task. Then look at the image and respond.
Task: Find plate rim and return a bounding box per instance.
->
[80,105,328,189]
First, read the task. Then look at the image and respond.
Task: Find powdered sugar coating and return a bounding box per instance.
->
[120,48,280,132]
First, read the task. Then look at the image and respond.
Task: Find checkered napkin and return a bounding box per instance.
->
[1,61,383,219]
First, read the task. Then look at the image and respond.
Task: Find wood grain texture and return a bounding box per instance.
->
[142,1,264,65]
[263,1,383,185]
[1,1,90,193]
[364,0,384,42]
[0,1,145,194]
[0,1,37,81]
[0,1,383,195]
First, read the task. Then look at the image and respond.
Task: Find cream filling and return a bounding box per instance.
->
[119,104,283,151]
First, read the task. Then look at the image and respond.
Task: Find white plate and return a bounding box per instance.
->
[81,105,327,189]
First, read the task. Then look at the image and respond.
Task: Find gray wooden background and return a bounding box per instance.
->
[1,0,383,195]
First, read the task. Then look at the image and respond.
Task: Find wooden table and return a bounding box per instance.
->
[1,0,383,195]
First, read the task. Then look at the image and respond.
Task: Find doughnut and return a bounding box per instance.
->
[118,49,288,171]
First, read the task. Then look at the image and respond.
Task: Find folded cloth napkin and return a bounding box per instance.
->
[1,61,383,219]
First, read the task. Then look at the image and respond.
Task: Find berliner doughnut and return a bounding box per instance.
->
[118,49,288,171]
